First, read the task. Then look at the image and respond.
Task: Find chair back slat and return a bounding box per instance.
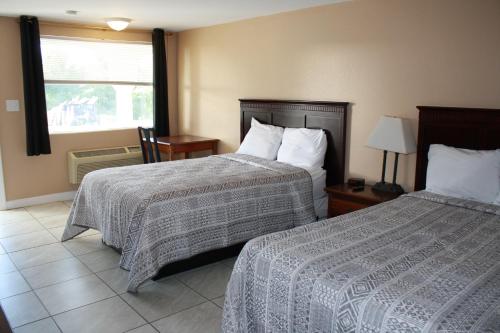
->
[138,127,161,163]
[153,135,161,163]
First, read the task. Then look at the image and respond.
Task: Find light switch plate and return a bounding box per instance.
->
[6,100,20,112]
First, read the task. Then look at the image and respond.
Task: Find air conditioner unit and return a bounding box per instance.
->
[68,146,143,184]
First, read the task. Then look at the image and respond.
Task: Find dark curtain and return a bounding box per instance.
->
[152,28,170,137]
[19,16,51,155]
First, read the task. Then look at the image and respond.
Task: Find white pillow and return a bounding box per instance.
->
[236,118,284,160]
[426,144,500,204]
[277,128,327,170]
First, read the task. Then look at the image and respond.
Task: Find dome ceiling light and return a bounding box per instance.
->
[105,17,132,31]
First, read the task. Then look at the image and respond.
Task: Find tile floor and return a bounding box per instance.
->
[0,201,235,333]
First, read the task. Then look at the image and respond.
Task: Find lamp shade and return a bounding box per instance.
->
[367,116,416,154]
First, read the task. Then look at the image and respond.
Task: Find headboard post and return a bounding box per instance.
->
[240,99,349,186]
[414,105,500,191]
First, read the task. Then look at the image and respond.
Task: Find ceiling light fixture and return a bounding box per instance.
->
[105,17,131,31]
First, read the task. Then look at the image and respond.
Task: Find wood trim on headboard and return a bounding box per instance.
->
[414,105,500,191]
[240,99,349,186]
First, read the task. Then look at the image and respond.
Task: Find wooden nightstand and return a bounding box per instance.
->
[325,184,402,218]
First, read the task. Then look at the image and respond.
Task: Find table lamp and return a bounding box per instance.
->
[367,115,416,194]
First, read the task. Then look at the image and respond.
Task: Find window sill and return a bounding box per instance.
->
[49,127,141,135]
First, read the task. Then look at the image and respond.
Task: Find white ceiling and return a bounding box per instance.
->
[0,0,345,32]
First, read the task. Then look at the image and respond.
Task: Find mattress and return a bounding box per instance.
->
[223,191,500,332]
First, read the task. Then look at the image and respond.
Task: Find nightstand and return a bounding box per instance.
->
[325,184,402,218]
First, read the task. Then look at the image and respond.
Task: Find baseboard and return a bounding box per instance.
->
[5,191,76,210]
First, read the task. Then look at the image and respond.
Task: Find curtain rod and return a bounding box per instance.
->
[16,19,174,36]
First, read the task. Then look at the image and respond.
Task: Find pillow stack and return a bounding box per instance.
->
[426,144,500,204]
[236,118,328,171]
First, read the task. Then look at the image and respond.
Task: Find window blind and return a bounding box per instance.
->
[40,38,153,84]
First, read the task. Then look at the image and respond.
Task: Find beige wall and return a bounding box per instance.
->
[177,0,500,191]
[0,17,178,200]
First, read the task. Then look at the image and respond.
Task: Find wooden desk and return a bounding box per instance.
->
[156,135,219,160]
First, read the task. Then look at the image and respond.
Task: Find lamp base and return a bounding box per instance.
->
[373,182,404,195]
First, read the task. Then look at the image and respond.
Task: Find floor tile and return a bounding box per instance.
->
[75,228,100,238]
[0,254,17,274]
[175,262,233,299]
[21,257,91,289]
[0,230,57,252]
[220,256,238,269]
[26,202,70,219]
[53,296,146,333]
[0,220,44,239]
[96,267,130,294]
[126,324,158,333]
[1,291,49,328]
[9,243,73,269]
[63,200,74,208]
[37,214,69,229]
[47,227,65,240]
[56,228,100,242]
[121,277,205,322]
[13,318,61,333]
[35,275,115,315]
[0,208,33,225]
[62,234,107,255]
[152,302,222,333]
[0,271,31,299]
[212,296,225,308]
[78,248,121,272]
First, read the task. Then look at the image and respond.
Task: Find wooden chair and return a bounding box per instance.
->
[138,127,162,163]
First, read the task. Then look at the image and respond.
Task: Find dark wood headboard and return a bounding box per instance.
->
[414,105,500,190]
[240,99,349,186]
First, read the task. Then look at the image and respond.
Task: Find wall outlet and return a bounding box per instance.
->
[5,100,20,112]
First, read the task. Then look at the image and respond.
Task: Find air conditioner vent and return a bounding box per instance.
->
[127,146,142,153]
[68,146,143,184]
[73,148,127,158]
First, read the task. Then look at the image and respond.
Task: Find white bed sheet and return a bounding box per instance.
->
[308,168,327,218]
[309,168,327,201]
[314,196,328,219]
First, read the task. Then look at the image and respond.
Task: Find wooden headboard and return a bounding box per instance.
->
[414,105,500,190]
[240,99,349,186]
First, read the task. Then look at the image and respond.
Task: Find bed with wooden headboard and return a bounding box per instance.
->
[414,105,500,190]
[223,105,500,332]
[153,99,349,280]
[240,99,349,186]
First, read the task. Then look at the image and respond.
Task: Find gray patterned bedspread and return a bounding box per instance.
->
[62,153,316,292]
[223,191,500,333]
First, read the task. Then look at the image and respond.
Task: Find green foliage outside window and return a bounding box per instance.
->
[45,84,117,116]
[132,87,153,121]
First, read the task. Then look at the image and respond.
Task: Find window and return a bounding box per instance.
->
[41,37,153,133]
